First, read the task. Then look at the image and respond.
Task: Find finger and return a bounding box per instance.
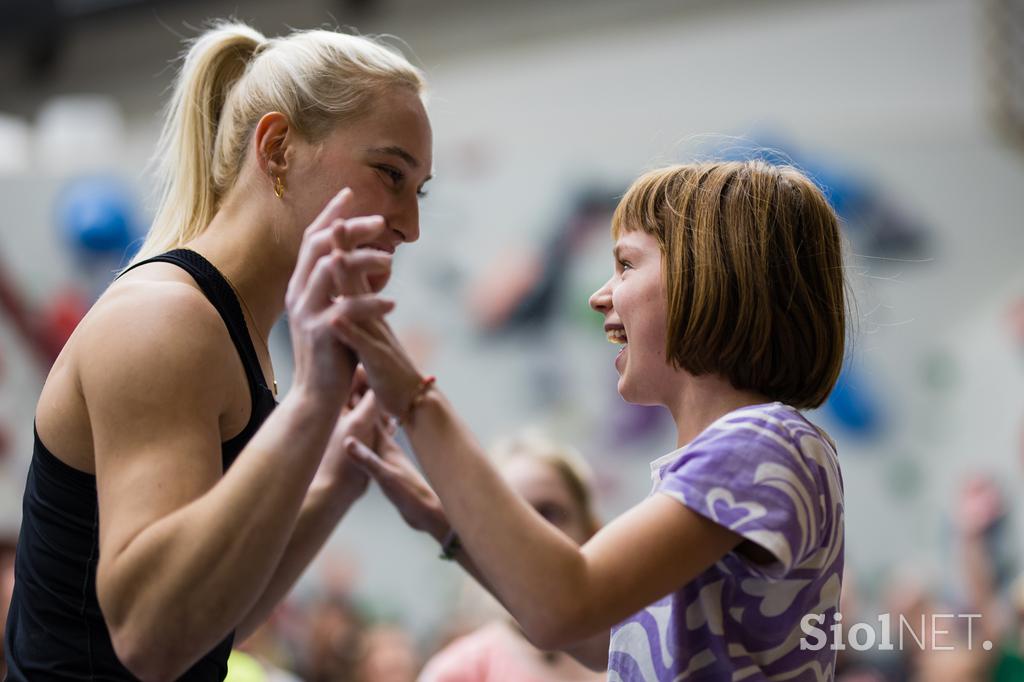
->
[374,425,413,465]
[345,436,395,478]
[337,215,388,250]
[347,367,376,411]
[306,187,354,237]
[295,249,345,313]
[291,188,353,288]
[331,312,383,360]
[353,363,369,388]
[355,315,398,353]
[348,388,378,422]
[287,227,338,306]
[330,297,396,360]
[329,294,396,324]
[322,249,392,297]
[339,250,392,283]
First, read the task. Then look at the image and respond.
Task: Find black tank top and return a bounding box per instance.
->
[4,249,278,680]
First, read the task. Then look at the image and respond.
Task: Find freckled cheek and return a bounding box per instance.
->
[610,285,630,315]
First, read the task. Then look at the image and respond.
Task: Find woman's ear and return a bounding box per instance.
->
[254,111,291,177]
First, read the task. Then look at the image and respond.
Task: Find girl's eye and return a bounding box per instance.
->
[416,186,429,199]
[618,259,632,271]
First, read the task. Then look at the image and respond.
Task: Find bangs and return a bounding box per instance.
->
[611,166,683,243]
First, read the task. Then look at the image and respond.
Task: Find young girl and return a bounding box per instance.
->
[342,160,847,680]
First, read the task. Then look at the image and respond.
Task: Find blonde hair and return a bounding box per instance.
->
[134,20,426,263]
[490,430,600,535]
[612,161,847,409]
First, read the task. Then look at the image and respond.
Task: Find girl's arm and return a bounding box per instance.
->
[347,431,608,670]
[346,391,742,650]
[403,390,742,647]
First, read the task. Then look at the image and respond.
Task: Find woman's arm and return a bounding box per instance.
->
[234,389,381,641]
[86,291,342,680]
[90,189,395,680]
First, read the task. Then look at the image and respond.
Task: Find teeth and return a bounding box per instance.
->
[606,329,628,345]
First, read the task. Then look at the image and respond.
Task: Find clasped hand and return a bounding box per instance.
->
[287,187,441,525]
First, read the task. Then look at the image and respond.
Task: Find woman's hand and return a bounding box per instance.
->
[285,188,398,406]
[310,386,380,504]
[344,425,447,538]
[312,366,393,503]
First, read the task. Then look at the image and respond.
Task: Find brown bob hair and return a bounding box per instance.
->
[611,160,847,409]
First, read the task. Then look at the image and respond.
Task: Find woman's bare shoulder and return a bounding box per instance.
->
[72,270,236,406]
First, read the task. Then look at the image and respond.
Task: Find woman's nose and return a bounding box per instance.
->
[391,199,420,244]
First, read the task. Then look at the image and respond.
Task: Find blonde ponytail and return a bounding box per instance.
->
[136,22,263,262]
[133,20,425,263]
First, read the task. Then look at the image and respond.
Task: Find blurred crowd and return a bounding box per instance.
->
[1,456,1022,681]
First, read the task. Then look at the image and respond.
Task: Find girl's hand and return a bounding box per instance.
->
[344,425,447,538]
[285,188,397,405]
[330,311,425,422]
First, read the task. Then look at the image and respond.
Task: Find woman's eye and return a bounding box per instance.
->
[416,187,429,199]
[377,165,404,186]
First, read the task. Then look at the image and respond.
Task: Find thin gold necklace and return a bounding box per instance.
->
[224,276,278,397]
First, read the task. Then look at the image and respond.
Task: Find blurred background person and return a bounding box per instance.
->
[957,474,1024,682]
[356,622,421,682]
[302,594,368,682]
[419,432,605,681]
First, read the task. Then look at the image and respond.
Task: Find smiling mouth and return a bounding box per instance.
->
[370,241,396,255]
[605,327,627,345]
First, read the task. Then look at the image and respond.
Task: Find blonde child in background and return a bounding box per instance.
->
[421,432,605,682]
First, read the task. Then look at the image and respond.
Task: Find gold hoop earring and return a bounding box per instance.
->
[273,175,285,198]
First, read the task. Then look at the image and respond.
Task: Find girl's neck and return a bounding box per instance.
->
[665,373,772,448]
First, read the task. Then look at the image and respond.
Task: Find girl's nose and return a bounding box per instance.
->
[589,278,613,314]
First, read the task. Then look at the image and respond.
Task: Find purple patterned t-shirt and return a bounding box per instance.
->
[607,402,844,681]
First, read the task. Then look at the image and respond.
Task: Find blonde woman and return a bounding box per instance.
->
[4,21,432,681]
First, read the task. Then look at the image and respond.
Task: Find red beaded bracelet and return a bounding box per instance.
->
[399,375,436,427]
